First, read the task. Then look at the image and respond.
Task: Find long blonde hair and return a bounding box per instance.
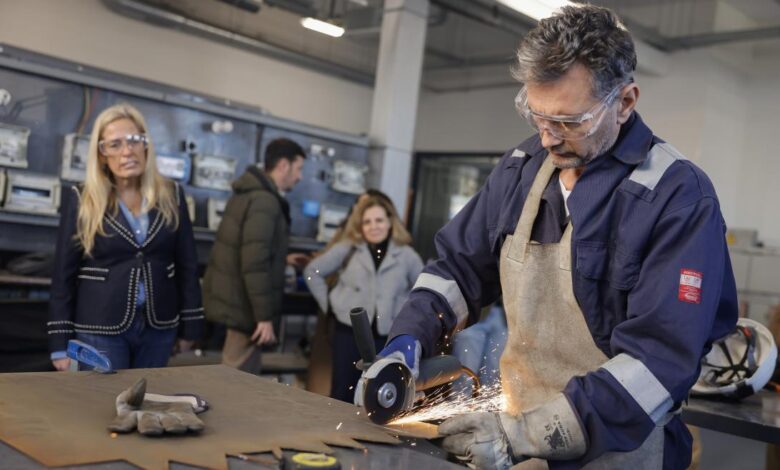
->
[343,195,412,246]
[77,103,178,256]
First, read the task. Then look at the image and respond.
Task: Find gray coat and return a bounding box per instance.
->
[304,240,423,335]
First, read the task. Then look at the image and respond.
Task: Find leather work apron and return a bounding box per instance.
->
[498,157,665,469]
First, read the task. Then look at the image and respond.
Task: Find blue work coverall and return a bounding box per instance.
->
[389,112,738,469]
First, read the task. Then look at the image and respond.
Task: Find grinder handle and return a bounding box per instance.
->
[350,307,376,369]
[416,355,463,392]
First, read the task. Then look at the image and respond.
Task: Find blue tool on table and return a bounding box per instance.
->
[66,339,114,373]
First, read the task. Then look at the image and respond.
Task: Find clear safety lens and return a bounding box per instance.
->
[98,134,148,155]
[514,85,623,140]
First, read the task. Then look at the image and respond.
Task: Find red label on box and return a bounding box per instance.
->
[678,269,702,304]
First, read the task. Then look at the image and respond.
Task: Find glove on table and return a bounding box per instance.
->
[108,378,206,436]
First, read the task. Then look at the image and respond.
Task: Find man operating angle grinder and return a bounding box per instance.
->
[351,307,481,425]
[355,4,737,470]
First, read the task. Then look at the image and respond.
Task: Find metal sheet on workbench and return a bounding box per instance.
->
[0,365,401,469]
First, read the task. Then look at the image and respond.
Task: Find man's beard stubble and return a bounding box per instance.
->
[547,126,617,170]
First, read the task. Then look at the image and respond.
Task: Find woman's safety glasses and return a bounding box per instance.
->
[98,134,148,156]
[515,84,624,141]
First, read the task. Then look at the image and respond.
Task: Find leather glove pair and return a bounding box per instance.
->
[108,378,207,436]
[354,335,421,407]
[439,394,587,470]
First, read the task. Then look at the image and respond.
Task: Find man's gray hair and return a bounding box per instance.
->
[512,4,637,99]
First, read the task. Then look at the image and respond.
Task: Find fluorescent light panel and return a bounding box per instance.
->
[300,17,345,38]
[496,0,573,21]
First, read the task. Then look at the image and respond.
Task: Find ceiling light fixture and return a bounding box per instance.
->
[496,0,573,21]
[300,17,345,38]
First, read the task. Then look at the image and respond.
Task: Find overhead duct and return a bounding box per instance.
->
[101,0,372,85]
[216,0,262,13]
[430,0,667,76]
[264,0,317,18]
[661,25,780,50]
[431,0,534,37]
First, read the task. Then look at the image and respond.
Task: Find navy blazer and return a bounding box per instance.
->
[48,182,204,353]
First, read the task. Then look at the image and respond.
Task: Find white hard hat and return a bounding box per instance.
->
[691,318,777,399]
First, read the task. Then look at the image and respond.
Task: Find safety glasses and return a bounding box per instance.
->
[515,84,625,141]
[98,134,148,156]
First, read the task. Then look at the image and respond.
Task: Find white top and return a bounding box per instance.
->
[559,176,572,218]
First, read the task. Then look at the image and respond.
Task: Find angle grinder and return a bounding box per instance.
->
[350,307,478,424]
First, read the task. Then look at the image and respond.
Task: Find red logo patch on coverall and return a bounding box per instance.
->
[679,269,702,304]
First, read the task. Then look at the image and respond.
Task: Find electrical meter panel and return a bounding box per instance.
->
[193,154,237,191]
[157,154,192,183]
[0,46,369,258]
[331,160,367,195]
[0,123,31,168]
[2,171,60,216]
[317,204,350,243]
[60,133,90,182]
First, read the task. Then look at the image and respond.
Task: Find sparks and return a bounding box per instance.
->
[390,383,508,425]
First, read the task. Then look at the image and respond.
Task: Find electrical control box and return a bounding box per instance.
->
[0,123,31,168]
[193,154,237,191]
[157,154,192,183]
[317,204,350,243]
[207,197,227,231]
[60,133,90,182]
[331,159,367,195]
[2,171,60,216]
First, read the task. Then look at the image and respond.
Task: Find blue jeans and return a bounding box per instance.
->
[76,308,177,370]
[331,320,386,403]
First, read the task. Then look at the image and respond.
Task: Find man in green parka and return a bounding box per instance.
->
[203,138,308,373]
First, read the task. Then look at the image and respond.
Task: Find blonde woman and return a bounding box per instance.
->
[48,103,203,371]
[304,194,423,401]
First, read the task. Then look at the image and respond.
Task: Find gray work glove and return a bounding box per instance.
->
[108,378,206,436]
[439,394,586,470]
[440,412,516,470]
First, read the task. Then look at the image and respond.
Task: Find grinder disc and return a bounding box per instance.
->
[363,362,412,424]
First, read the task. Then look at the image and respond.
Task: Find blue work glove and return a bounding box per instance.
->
[353,335,422,408]
[378,334,421,378]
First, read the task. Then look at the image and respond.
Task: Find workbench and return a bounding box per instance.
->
[0,438,458,469]
[4,364,778,468]
[684,391,780,444]
[0,365,460,469]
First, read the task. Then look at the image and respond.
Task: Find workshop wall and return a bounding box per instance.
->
[413,46,780,249]
[2,0,778,247]
[738,61,780,247]
[414,86,534,154]
[0,0,374,137]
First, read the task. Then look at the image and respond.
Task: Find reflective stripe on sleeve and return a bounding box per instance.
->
[413,273,469,326]
[601,353,674,424]
[628,142,685,191]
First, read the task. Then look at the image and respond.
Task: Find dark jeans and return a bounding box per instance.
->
[330,320,386,403]
[76,309,177,370]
